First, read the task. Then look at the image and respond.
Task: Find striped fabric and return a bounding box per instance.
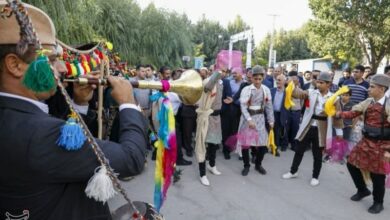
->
[343,78,369,104]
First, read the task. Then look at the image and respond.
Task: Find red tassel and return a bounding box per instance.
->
[65,62,72,77]
[304,99,310,108]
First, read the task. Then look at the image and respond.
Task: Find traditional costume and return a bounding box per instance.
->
[237,65,274,176]
[340,74,390,214]
[283,72,343,186]
[195,71,223,186]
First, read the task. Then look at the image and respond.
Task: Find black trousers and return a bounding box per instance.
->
[181,116,196,153]
[347,162,386,203]
[221,105,241,154]
[287,110,301,150]
[242,146,267,168]
[274,112,288,149]
[290,126,323,179]
[199,144,218,177]
[175,115,184,160]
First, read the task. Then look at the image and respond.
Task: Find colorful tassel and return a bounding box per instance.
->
[284,81,295,110]
[150,92,177,212]
[65,62,72,77]
[267,129,277,156]
[105,41,114,51]
[57,111,86,151]
[78,62,85,76]
[85,165,117,203]
[22,53,56,93]
[69,64,77,77]
[324,86,349,117]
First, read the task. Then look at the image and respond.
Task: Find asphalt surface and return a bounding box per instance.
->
[109,149,389,220]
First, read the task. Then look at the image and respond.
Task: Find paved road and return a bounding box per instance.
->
[109,149,389,220]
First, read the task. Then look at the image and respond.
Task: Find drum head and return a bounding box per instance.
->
[111,201,164,220]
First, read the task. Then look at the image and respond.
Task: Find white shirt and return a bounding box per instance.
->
[310,90,342,136]
[167,92,182,115]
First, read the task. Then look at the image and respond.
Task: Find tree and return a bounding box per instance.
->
[227,15,254,65]
[254,26,319,66]
[192,15,227,65]
[308,0,390,71]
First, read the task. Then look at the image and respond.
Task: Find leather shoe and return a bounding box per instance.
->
[368,203,384,214]
[275,150,280,157]
[241,167,250,176]
[255,165,267,175]
[350,190,371,201]
[223,152,231,160]
[176,158,192,166]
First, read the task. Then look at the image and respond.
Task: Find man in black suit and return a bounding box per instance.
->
[0,2,148,219]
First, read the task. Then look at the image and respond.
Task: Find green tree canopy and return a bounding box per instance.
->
[308,0,390,71]
[255,26,319,66]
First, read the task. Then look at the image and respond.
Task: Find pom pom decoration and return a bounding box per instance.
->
[284,81,295,110]
[225,128,260,151]
[22,51,56,93]
[57,111,86,151]
[105,41,114,51]
[325,137,350,163]
[85,165,118,203]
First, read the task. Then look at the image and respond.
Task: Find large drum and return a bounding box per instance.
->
[111,202,165,220]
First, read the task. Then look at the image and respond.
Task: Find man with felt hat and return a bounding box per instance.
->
[338,74,390,214]
[0,1,148,219]
[282,71,344,186]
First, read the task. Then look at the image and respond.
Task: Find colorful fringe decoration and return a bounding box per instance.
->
[225,128,259,151]
[57,111,86,151]
[267,129,277,156]
[284,81,295,110]
[23,51,56,93]
[385,162,390,188]
[325,137,350,163]
[150,91,177,212]
[324,86,349,117]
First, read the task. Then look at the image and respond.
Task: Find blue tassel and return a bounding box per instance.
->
[57,118,86,150]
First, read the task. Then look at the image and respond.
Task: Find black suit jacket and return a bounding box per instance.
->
[0,96,148,220]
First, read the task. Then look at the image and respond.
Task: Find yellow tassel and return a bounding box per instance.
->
[324,86,349,116]
[83,61,91,73]
[268,129,277,156]
[284,81,295,110]
[70,64,77,77]
[90,58,97,69]
[105,41,114,51]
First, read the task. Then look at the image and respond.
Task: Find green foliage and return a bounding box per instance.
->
[308,0,390,71]
[191,15,226,65]
[24,0,260,68]
[254,26,319,65]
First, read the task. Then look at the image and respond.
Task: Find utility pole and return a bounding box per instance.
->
[268,14,279,68]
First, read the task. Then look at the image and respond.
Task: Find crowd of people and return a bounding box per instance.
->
[128,62,390,215]
[1,1,390,219]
